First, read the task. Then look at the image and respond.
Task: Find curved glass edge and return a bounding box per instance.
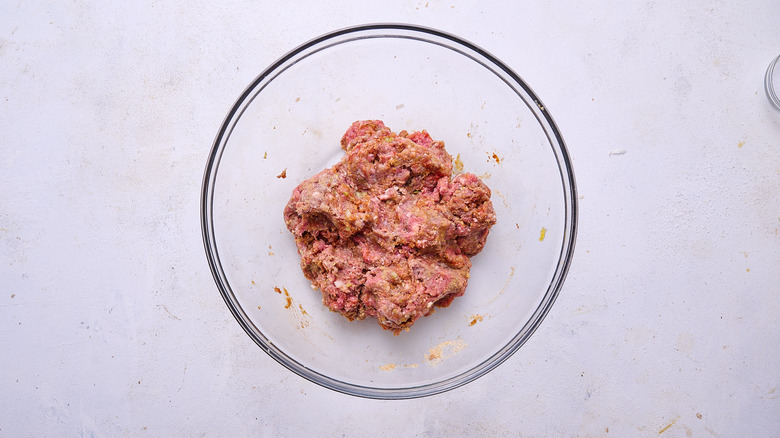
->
[200,23,578,400]
[766,55,780,111]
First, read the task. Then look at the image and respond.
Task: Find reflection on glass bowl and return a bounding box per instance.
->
[766,55,780,111]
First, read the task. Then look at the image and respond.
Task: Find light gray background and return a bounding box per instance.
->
[2,1,779,436]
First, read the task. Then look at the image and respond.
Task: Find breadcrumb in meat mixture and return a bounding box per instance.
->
[283,120,496,334]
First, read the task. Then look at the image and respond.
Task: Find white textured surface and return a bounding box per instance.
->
[2,1,779,436]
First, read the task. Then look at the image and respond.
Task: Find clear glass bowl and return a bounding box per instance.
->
[766,54,780,111]
[201,24,578,399]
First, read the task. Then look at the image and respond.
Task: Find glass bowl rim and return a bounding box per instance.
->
[766,54,780,111]
[200,23,579,400]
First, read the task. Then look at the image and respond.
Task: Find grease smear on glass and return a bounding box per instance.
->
[426,339,467,365]
[468,314,484,326]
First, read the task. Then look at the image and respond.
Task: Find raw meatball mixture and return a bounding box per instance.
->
[283,120,496,334]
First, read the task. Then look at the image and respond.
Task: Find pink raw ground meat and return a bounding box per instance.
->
[283,120,496,334]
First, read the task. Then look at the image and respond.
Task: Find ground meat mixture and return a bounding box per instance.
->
[283,120,496,334]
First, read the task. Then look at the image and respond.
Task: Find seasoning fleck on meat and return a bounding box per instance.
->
[283,120,496,334]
